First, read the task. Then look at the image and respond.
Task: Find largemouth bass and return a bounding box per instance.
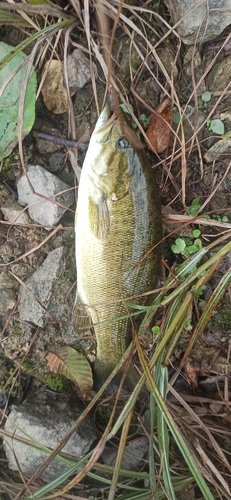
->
[75,102,162,392]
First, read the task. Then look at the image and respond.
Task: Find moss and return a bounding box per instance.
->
[207,298,231,335]
[0,270,16,287]
[22,359,34,372]
[64,251,76,282]
[43,373,66,392]
[1,156,14,179]
[12,323,23,336]
[0,146,31,181]
[0,356,16,392]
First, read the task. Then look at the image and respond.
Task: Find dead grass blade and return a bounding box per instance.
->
[108,410,134,500]
[0,2,73,19]
[169,385,230,470]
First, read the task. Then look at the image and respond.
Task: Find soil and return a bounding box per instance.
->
[0,7,231,499]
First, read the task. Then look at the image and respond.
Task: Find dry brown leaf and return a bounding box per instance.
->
[146,98,172,153]
[46,346,93,396]
[184,356,200,388]
[41,60,69,114]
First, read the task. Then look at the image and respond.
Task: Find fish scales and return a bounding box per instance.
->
[75,103,162,391]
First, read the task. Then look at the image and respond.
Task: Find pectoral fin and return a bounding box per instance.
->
[89,196,110,240]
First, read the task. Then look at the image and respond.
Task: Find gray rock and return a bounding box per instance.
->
[164,0,231,45]
[48,152,65,173]
[67,49,98,94]
[204,139,231,163]
[158,46,178,79]
[102,437,148,470]
[17,165,74,227]
[3,389,97,482]
[36,138,60,155]
[0,288,16,313]
[183,47,206,96]
[183,109,206,144]
[207,57,231,93]
[1,200,30,225]
[18,247,65,327]
[220,111,231,127]
[0,271,16,288]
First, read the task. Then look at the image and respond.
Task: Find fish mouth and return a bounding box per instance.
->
[95,101,144,149]
[95,103,114,129]
[94,102,121,142]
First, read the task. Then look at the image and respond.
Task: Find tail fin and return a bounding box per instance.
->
[93,358,148,397]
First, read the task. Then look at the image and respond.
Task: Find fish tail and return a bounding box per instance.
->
[93,358,147,396]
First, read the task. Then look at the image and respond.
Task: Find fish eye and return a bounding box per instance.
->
[117,137,129,150]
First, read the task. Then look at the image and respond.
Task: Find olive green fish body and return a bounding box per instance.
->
[75,104,162,390]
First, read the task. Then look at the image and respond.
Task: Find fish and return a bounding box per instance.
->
[75,101,162,392]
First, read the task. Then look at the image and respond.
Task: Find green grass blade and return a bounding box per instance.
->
[144,370,214,499]
[0,20,74,72]
[0,10,31,26]
[156,365,176,500]
[187,265,231,352]
[149,391,157,496]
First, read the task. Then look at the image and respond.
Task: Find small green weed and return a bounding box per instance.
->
[120,103,150,129]
[201,91,211,103]
[9,368,20,388]
[139,113,151,128]
[186,198,229,223]
[152,325,160,335]
[186,197,201,216]
[173,105,195,124]
[171,230,202,256]
[206,118,224,135]
[212,214,229,223]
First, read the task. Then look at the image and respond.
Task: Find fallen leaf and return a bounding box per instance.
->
[209,402,223,414]
[184,356,200,388]
[41,59,69,114]
[0,42,36,161]
[46,346,93,396]
[146,98,172,153]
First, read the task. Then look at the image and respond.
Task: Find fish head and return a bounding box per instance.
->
[86,103,143,199]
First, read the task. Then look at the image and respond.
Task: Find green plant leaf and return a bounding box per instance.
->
[193,229,201,238]
[171,238,186,254]
[186,197,201,216]
[187,245,199,255]
[201,91,211,102]
[120,103,133,114]
[173,111,181,124]
[208,119,225,135]
[139,113,150,128]
[152,325,160,335]
[222,130,231,138]
[0,42,37,161]
[0,11,31,27]
[194,238,202,249]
